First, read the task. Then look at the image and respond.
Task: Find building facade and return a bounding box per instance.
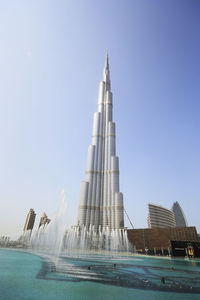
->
[172,201,188,227]
[148,203,176,228]
[77,52,124,229]
[23,208,36,233]
[38,212,50,228]
[127,226,198,253]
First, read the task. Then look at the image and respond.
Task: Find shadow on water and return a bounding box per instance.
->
[35,252,200,294]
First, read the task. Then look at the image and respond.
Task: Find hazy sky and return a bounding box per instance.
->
[0,0,199,238]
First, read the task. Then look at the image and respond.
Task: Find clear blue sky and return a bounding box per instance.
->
[0,0,199,238]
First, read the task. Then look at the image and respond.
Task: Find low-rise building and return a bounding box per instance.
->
[127,226,199,256]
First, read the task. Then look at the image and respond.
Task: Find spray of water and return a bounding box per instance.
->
[23,190,132,260]
[29,190,67,258]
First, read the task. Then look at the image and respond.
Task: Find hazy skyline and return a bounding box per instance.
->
[0,0,199,238]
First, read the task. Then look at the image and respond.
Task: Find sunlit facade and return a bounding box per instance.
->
[23,208,36,233]
[148,203,176,228]
[77,52,124,229]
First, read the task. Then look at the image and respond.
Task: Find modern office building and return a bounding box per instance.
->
[38,212,50,228]
[23,208,36,233]
[172,201,188,227]
[148,203,176,228]
[77,52,124,229]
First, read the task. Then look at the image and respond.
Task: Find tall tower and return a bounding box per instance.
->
[78,52,124,230]
[23,208,36,233]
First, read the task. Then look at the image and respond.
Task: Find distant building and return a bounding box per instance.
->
[39,212,50,228]
[0,236,10,246]
[172,201,187,227]
[148,203,176,228]
[23,208,36,233]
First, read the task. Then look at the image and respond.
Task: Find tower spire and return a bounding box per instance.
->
[104,49,109,69]
[103,49,110,90]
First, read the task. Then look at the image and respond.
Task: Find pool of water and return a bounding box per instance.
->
[0,249,200,300]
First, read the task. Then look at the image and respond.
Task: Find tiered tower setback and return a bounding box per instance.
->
[77,52,124,229]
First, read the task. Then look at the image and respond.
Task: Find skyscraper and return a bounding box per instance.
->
[148,203,176,228]
[77,52,124,230]
[23,208,36,233]
[38,212,50,228]
[172,201,188,227]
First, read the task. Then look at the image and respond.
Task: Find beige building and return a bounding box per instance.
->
[23,208,36,233]
[39,212,50,228]
[148,203,176,228]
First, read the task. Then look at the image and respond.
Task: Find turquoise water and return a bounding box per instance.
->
[0,249,200,300]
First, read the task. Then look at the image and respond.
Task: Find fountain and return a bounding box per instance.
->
[9,191,200,297]
[23,190,131,261]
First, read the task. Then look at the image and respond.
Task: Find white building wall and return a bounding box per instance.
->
[77,53,124,230]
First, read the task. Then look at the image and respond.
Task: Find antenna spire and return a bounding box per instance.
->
[104,49,109,69]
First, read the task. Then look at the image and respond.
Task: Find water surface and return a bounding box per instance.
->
[0,249,200,300]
